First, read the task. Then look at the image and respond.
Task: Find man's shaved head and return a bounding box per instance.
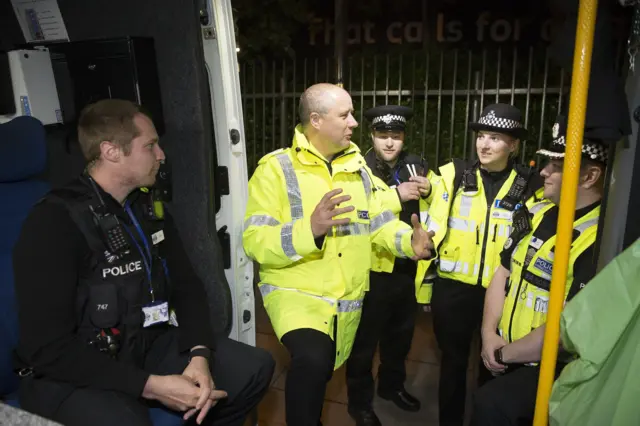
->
[297,83,357,159]
[298,83,346,126]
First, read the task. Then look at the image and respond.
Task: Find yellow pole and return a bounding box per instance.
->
[533,0,598,424]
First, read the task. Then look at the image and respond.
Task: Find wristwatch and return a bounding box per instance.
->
[189,347,212,362]
[494,346,507,366]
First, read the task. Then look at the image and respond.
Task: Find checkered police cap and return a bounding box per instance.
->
[372,114,406,126]
[468,104,528,139]
[365,105,413,132]
[536,115,609,163]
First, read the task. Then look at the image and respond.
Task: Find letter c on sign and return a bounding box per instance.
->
[387,22,403,44]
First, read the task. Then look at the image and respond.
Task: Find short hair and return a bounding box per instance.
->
[77,99,147,162]
[580,157,606,175]
[298,84,333,126]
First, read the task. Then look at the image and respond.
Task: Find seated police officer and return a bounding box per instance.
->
[12,99,275,426]
[470,116,606,425]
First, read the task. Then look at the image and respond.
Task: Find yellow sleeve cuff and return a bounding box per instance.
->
[401,227,416,258]
[292,215,321,258]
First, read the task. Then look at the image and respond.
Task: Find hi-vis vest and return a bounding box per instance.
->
[415,161,543,303]
[243,125,415,369]
[499,202,600,344]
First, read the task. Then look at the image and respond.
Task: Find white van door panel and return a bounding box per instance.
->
[200,0,255,346]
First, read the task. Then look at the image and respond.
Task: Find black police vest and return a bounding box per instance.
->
[47,179,171,366]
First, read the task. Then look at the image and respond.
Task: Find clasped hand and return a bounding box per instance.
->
[142,357,227,425]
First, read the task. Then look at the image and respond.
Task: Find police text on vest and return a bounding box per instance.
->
[102,261,143,278]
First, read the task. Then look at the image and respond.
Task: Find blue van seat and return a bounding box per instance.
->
[0,116,183,425]
[0,116,50,401]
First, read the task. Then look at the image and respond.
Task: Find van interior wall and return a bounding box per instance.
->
[0,0,232,336]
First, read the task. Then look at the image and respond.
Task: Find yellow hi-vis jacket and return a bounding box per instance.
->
[414,161,543,303]
[243,125,416,369]
[499,202,600,345]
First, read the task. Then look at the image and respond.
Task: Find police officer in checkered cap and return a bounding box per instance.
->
[536,114,609,164]
[471,116,606,425]
[416,103,545,426]
[346,104,429,426]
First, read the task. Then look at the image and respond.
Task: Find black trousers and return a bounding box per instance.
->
[470,362,568,426]
[345,269,418,409]
[18,328,275,426]
[431,277,493,426]
[281,328,336,426]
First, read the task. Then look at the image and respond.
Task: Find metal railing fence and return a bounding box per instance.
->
[240,45,573,174]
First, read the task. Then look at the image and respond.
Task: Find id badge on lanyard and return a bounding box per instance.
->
[143,300,170,327]
[124,202,169,328]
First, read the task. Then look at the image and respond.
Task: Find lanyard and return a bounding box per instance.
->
[123,202,155,302]
[393,167,403,185]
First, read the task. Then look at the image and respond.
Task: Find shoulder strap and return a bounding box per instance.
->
[451,158,472,197]
[432,159,473,253]
[46,188,110,262]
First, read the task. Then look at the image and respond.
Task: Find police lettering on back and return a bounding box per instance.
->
[102,260,143,279]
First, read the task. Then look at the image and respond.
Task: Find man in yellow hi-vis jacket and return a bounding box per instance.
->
[242,83,435,426]
[470,116,607,425]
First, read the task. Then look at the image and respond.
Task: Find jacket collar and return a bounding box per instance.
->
[292,125,362,171]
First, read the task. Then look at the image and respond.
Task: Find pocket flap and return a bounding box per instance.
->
[88,283,120,329]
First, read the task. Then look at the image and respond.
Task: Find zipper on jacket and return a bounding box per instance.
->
[492,224,498,242]
[476,207,492,285]
[304,148,356,177]
[304,148,333,176]
[475,226,479,245]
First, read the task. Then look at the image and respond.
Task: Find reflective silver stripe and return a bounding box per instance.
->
[425,216,440,233]
[276,153,303,220]
[281,221,302,261]
[260,283,279,297]
[370,210,395,232]
[574,218,598,234]
[459,195,473,217]
[259,284,363,312]
[244,214,280,230]
[395,229,411,257]
[259,283,333,304]
[448,217,476,232]
[420,211,429,224]
[338,299,364,312]
[529,201,553,215]
[439,259,469,274]
[328,223,370,237]
[359,168,372,198]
